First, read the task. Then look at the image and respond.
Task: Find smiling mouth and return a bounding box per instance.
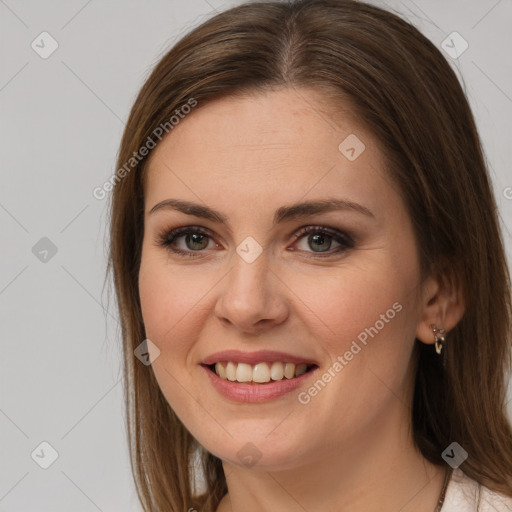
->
[204,361,318,384]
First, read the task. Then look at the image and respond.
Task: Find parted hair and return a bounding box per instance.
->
[107,1,512,510]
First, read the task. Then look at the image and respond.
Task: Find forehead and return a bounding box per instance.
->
[143,87,397,220]
[148,87,366,165]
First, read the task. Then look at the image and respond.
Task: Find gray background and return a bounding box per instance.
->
[1,0,511,510]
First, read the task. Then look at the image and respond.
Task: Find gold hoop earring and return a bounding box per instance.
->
[431,324,446,355]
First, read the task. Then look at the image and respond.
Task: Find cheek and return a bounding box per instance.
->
[285,274,415,443]
[137,252,215,426]
[284,252,420,411]
[138,250,212,349]
[287,257,417,349]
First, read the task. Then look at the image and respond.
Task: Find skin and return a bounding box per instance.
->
[138,87,464,512]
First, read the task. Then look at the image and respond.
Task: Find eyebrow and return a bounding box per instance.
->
[148,197,375,225]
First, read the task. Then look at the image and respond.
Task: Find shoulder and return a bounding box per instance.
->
[442,468,512,511]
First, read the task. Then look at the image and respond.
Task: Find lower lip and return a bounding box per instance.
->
[201,365,317,403]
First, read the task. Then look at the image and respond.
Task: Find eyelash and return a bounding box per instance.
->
[155,225,355,259]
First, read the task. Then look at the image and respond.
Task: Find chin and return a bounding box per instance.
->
[195,428,316,471]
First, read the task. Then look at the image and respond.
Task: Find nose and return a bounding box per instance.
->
[214,248,289,335]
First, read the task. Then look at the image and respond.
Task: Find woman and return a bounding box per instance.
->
[107,0,512,510]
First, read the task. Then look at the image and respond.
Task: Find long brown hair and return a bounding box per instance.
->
[106,0,512,510]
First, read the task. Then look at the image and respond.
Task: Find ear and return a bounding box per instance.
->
[415,266,465,345]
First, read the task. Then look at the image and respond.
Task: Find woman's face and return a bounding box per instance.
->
[138,87,427,469]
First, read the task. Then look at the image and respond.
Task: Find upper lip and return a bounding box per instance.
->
[202,350,318,366]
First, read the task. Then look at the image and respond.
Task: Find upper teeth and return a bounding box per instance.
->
[215,362,309,383]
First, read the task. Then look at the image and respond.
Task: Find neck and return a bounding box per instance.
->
[217,404,446,512]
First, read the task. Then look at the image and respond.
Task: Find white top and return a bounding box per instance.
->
[442,468,512,511]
